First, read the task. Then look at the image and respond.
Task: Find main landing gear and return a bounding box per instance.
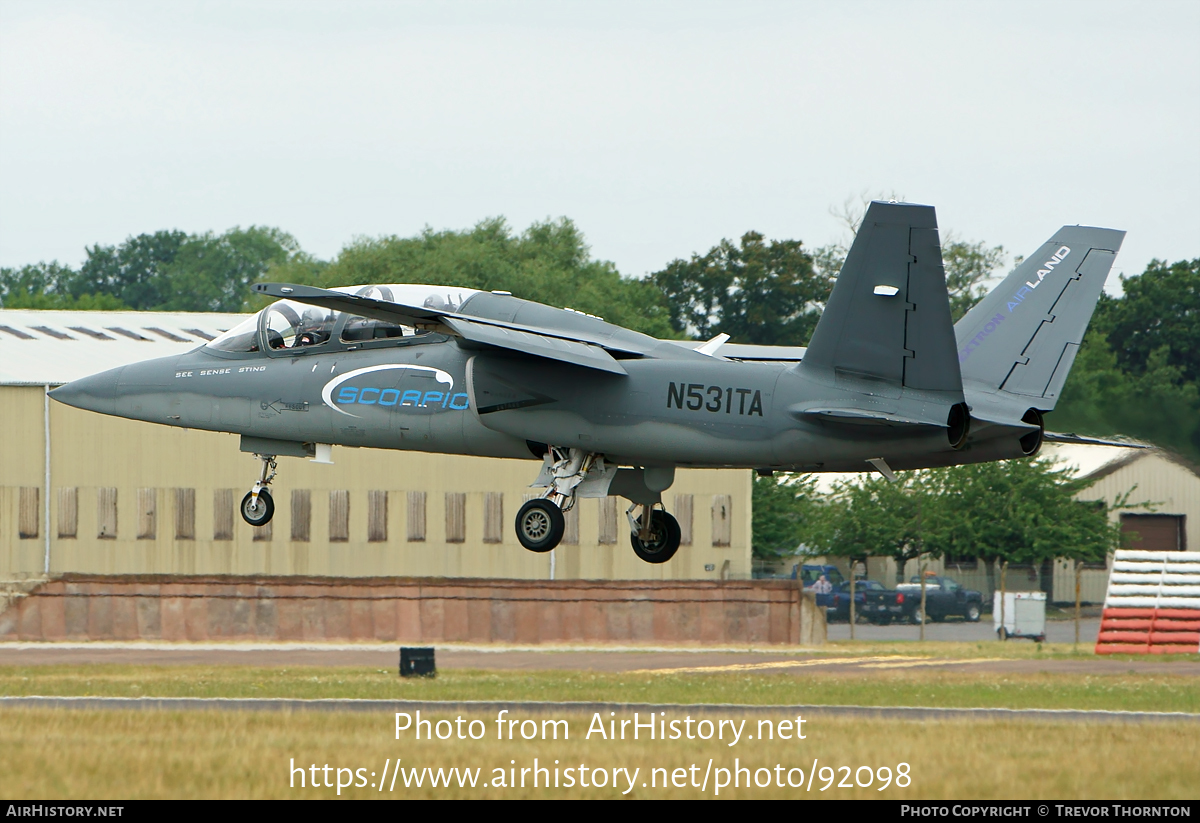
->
[240,453,277,526]
[514,447,682,564]
[628,505,681,564]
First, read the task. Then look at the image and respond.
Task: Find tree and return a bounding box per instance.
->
[651,231,830,345]
[1053,333,1200,462]
[72,230,188,309]
[940,234,1011,322]
[0,262,127,309]
[812,471,931,584]
[160,226,307,313]
[813,193,1009,323]
[1095,258,1200,385]
[323,217,676,338]
[751,473,824,559]
[809,458,1128,591]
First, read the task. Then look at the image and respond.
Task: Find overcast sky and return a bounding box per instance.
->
[2,0,1197,289]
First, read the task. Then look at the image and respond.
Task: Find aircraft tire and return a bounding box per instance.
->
[240,489,275,527]
[515,498,565,553]
[630,510,681,564]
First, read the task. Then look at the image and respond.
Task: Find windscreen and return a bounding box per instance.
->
[205,314,262,352]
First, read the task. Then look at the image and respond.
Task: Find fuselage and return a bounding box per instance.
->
[50,284,1027,474]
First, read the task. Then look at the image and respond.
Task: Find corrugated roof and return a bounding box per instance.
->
[0,309,248,385]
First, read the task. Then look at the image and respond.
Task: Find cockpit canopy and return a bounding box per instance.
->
[205,284,480,354]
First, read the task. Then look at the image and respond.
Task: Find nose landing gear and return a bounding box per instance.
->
[240,453,277,526]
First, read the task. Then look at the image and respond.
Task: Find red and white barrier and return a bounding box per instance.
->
[1095,550,1200,654]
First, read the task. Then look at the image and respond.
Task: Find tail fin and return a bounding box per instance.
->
[802,201,963,400]
[955,226,1125,408]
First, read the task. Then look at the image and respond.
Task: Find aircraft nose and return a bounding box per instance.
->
[48,366,126,415]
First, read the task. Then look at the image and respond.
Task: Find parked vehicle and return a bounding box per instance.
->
[826,579,908,625]
[792,564,846,607]
[895,575,984,623]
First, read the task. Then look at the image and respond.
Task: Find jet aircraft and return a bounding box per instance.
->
[50,202,1126,564]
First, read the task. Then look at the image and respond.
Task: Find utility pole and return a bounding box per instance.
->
[918,497,926,642]
[849,558,857,640]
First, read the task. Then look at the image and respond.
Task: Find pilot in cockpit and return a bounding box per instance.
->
[295,308,333,347]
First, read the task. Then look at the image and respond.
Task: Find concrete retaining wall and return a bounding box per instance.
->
[0,575,825,646]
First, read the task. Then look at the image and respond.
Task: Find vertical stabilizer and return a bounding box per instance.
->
[955,226,1125,408]
[802,201,963,399]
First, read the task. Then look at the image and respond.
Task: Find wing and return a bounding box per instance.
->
[253,283,636,374]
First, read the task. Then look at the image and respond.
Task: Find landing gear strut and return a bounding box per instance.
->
[514,447,593,553]
[240,453,277,526]
[512,447,683,565]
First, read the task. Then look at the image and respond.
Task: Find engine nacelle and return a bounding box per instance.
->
[947,402,971,450]
[1019,408,1044,456]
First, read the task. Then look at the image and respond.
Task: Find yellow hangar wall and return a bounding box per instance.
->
[0,386,752,581]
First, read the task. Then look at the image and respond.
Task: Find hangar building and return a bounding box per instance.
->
[0,309,752,587]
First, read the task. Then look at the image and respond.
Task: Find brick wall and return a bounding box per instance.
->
[0,575,825,646]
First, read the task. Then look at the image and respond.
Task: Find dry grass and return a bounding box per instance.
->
[2,664,1198,713]
[0,708,1195,799]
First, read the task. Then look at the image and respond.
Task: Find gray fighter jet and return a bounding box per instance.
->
[50,202,1126,564]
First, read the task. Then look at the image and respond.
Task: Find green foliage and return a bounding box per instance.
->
[813,235,1007,324]
[802,460,1126,578]
[3,228,305,313]
[651,232,830,345]
[1096,258,1200,385]
[923,460,1124,567]
[940,236,1009,322]
[0,262,126,309]
[159,227,309,313]
[73,230,188,309]
[1052,259,1200,462]
[810,472,928,578]
[322,217,675,338]
[751,473,824,559]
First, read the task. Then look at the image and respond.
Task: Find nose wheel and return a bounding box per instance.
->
[239,453,278,526]
[240,488,275,526]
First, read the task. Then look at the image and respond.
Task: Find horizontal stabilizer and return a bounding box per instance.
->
[1042,432,1151,448]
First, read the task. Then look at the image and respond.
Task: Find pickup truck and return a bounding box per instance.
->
[895,575,983,623]
[825,579,908,625]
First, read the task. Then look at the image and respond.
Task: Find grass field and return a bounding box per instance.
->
[2,643,1196,799]
[2,663,1198,712]
[1,708,1196,799]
